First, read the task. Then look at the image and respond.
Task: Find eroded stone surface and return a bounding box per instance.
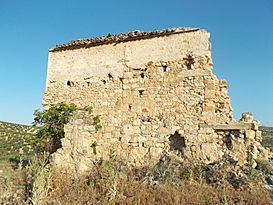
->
[44,28,269,173]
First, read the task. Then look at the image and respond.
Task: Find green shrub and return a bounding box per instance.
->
[32,103,101,153]
[32,102,77,153]
[256,159,273,175]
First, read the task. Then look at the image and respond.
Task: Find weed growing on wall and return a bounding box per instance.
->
[90,141,97,155]
[93,115,102,131]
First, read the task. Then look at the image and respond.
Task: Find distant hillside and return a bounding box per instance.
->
[0,121,38,161]
[260,126,273,148]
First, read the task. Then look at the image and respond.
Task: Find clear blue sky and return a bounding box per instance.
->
[0,0,272,126]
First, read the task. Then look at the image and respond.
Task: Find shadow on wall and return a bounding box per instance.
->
[169,131,186,155]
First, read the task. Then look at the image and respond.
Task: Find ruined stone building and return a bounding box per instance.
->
[43,28,269,173]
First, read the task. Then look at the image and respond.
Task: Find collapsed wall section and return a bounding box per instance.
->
[43,28,268,173]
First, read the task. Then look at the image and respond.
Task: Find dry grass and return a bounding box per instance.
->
[0,161,28,205]
[0,156,272,205]
[47,172,271,205]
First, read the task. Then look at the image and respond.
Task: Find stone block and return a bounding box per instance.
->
[133,126,141,134]
[133,119,141,126]
[200,122,254,131]
[190,145,197,152]
[144,140,154,147]
[198,127,214,134]
[252,121,259,131]
[245,130,256,140]
[102,132,112,139]
[201,142,222,162]
[178,69,211,78]
[129,135,139,143]
[203,103,215,113]
[219,79,228,88]
[121,124,134,135]
[154,143,165,148]
[202,112,216,124]
[205,82,215,90]
[129,147,148,159]
[123,72,133,79]
[204,89,215,99]
[149,147,164,159]
[104,125,116,133]
[255,130,262,142]
[202,134,216,143]
[240,112,254,123]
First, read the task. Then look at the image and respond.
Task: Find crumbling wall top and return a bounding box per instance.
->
[50,27,204,52]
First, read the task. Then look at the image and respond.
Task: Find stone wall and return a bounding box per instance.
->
[53,110,268,173]
[44,28,269,173]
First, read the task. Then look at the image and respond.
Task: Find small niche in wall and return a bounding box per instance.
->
[141,68,147,72]
[132,68,142,71]
[140,72,145,79]
[141,117,151,123]
[223,131,239,150]
[184,54,195,70]
[223,134,233,150]
[138,89,145,96]
[163,65,168,72]
[128,105,132,110]
[66,80,73,87]
[108,73,113,81]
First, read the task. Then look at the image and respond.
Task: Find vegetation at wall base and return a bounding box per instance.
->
[1,154,273,205]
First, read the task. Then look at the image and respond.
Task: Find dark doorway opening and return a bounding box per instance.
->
[169,131,186,155]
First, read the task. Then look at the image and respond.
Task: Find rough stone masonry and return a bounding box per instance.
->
[43,28,269,173]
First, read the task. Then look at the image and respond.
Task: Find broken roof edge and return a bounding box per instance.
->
[49,27,205,52]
